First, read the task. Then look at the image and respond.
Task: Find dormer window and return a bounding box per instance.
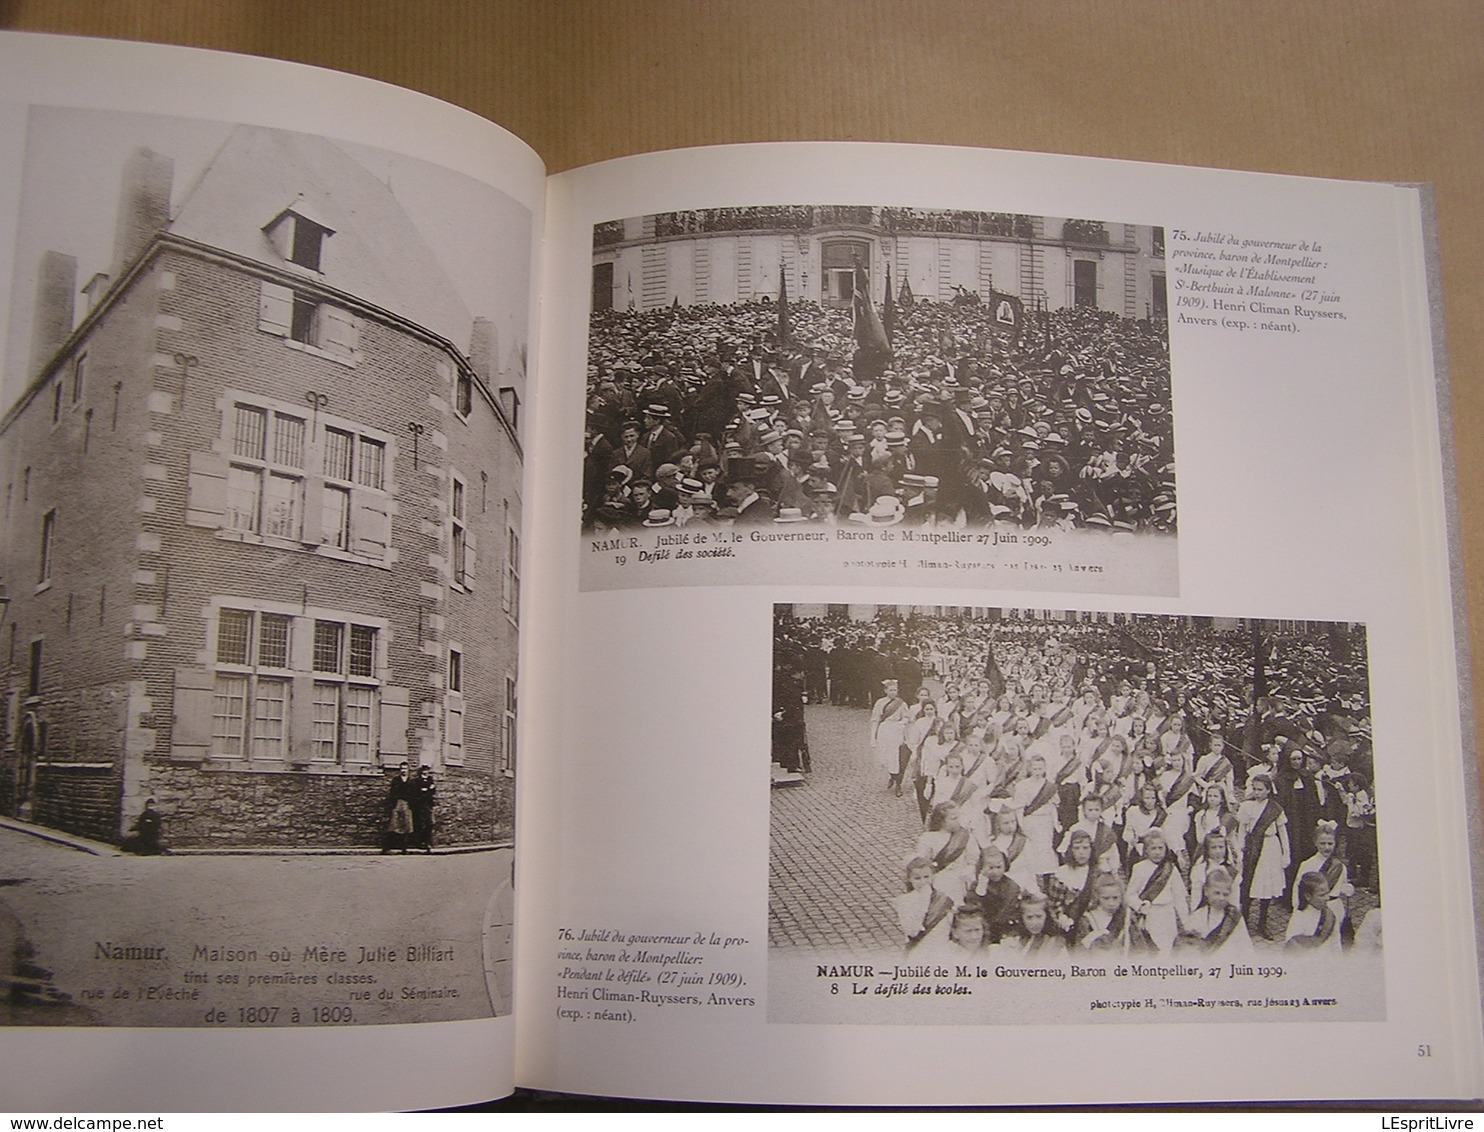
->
[264,207,334,273]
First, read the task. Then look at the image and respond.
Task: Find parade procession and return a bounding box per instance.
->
[770,607,1379,964]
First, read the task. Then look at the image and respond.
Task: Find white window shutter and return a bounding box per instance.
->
[184,450,230,528]
[379,686,410,757]
[463,528,477,582]
[445,695,464,765]
[171,668,215,761]
[300,476,324,545]
[316,304,359,362]
[352,492,391,561]
[259,281,293,335]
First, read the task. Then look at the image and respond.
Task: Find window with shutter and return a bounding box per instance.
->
[206,605,381,769]
[451,474,469,587]
[206,393,393,565]
[257,282,359,367]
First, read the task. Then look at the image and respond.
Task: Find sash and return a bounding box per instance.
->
[961,747,992,784]
[1196,753,1233,786]
[1127,908,1159,954]
[874,697,906,730]
[1200,906,1242,952]
[1022,777,1058,816]
[932,827,970,873]
[990,762,1019,799]
[998,831,1027,865]
[948,776,979,809]
[1053,751,1083,786]
[1137,856,1175,904]
[906,890,955,951]
[1133,806,1166,844]
[1090,821,1118,867]
[1309,903,1337,944]
[1024,930,1049,955]
[1081,905,1128,951]
[1115,745,1140,785]
[1320,856,1344,893]
[1286,903,1337,950]
[1066,864,1098,928]
[1240,798,1282,898]
[1163,770,1196,807]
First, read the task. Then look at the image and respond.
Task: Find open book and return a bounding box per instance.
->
[0,31,1479,1110]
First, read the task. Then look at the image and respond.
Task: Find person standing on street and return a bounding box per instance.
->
[413,765,438,852]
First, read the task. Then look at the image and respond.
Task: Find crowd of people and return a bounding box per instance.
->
[584,283,1174,534]
[772,610,1379,962]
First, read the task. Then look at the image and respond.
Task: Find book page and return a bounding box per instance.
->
[518,143,1484,1104]
[0,33,544,1111]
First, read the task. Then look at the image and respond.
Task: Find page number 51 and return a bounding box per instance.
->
[1418,1043,1433,1057]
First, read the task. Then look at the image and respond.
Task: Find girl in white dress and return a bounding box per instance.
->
[984,804,1042,896]
[1292,821,1354,936]
[1191,783,1234,852]
[1010,754,1061,887]
[915,801,980,904]
[927,751,972,817]
[891,857,955,953]
[913,715,958,824]
[1188,826,1243,907]
[1238,772,1290,939]
[1076,872,1131,954]
[1125,829,1189,954]
[1122,781,1165,868]
[1177,865,1253,957]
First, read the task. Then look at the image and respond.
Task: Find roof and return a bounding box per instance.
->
[167,125,472,348]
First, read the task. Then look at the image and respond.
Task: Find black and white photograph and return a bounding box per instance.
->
[582,206,1177,595]
[769,603,1382,1024]
[0,105,530,1025]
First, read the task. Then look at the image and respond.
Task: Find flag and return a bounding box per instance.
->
[989,288,1023,331]
[883,265,897,345]
[899,276,915,310]
[853,265,890,352]
[851,264,893,381]
[982,640,1006,700]
[776,261,791,344]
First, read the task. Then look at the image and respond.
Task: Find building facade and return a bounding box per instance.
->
[0,127,522,849]
[593,207,1166,321]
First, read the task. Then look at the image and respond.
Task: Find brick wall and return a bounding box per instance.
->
[33,764,120,842]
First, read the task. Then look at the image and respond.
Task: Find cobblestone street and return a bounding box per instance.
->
[769,704,924,951]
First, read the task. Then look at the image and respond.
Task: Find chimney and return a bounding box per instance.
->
[110,147,174,277]
[82,272,111,312]
[469,317,497,384]
[28,250,77,375]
